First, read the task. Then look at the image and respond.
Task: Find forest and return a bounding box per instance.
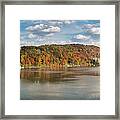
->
[20,44,100,68]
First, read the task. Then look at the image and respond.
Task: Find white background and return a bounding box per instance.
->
[5,5,115,115]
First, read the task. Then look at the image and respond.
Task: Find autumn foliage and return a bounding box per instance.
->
[20,44,100,68]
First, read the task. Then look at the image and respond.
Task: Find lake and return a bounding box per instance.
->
[20,67,100,100]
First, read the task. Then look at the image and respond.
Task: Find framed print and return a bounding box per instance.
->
[0,0,119,119]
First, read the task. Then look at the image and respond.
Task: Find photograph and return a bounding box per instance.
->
[20,20,100,100]
[1,0,118,118]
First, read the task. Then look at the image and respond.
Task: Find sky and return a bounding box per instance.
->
[20,20,100,46]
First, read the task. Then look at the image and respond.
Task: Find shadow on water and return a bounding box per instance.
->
[20,67,100,100]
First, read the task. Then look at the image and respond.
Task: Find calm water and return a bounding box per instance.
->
[20,67,100,100]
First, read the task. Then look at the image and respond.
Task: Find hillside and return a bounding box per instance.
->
[20,44,100,68]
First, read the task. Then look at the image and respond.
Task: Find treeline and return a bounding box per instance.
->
[20,44,100,68]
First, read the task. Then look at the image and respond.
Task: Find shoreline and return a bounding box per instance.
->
[20,65,100,69]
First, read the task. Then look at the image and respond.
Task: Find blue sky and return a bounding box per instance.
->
[20,20,100,46]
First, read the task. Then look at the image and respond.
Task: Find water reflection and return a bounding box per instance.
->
[20,67,100,100]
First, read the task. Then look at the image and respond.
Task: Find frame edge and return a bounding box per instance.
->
[1,0,119,119]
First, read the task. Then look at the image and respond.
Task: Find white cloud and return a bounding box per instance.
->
[45,33,54,37]
[88,27,100,34]
[48,20,74,25]
[88,41,100,47]
[42,26,60,33]
[74,34,90,40]
[57,21,63,24]
[28,33,38,39]
[48,21,56,24]
[81,23,100,35]
[40,24,48,28]
[21,41,39,46]
[26,24,48,31]
[49,21,63,25]
[64,20,75,24]
[64,20,71,24]
[26,26,34,31]
[82,24,97,28]
[26,24,60,33]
